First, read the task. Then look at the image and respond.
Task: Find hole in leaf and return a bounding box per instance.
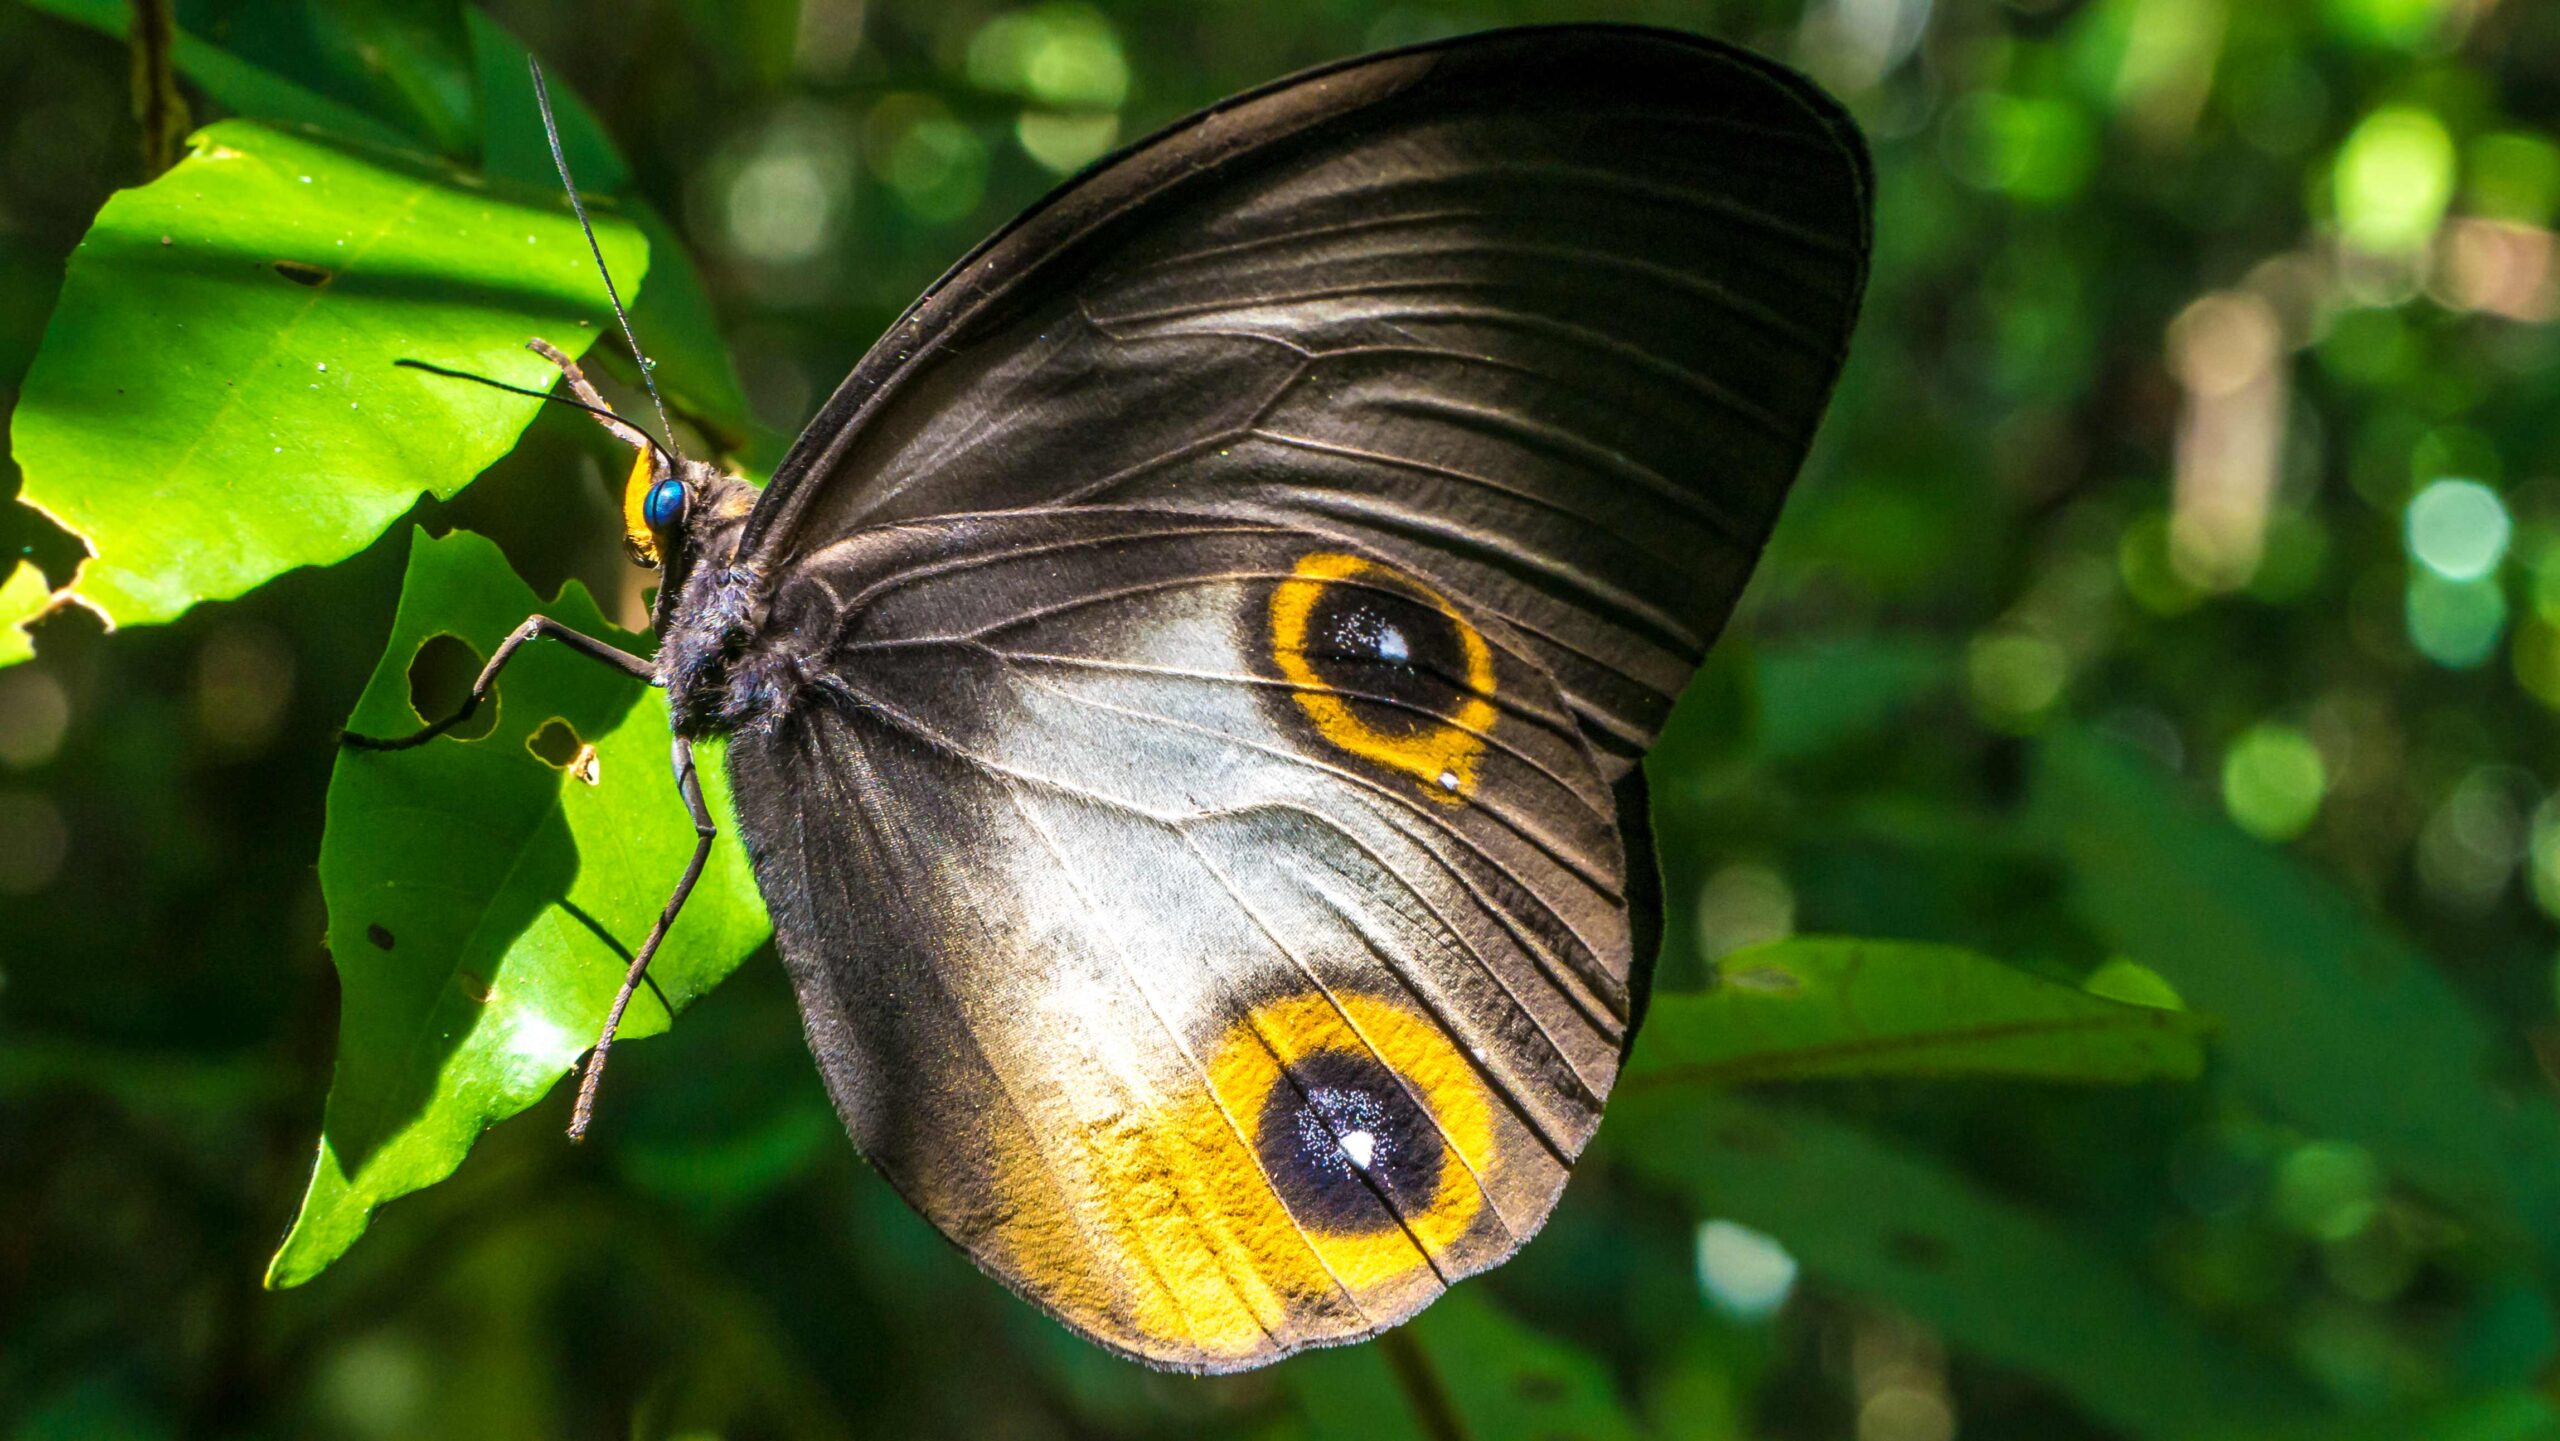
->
[273,260,332,287]
[527,719,602,785]
[366,924,394,951]
[527,718,581,766]
[406,635,494,740]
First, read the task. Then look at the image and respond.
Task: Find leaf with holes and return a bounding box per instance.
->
[268,527,769,1287]
[1623,936,2213,1090]
[5,119,646,663]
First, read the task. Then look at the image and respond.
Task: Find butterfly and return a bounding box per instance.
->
[353,23,1870,1372]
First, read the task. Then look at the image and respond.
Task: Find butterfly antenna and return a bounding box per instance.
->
[528,55,682,463]
[394,358,674,464]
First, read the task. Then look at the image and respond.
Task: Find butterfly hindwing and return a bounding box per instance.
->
[730,508,1629,1368]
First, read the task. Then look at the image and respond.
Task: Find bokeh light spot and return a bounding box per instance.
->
[1015,110,1119,174]
[966,5,1129,110]
[1694,864,1795,962]
[1695,1219,1798,1319]
[2273,1141,2382,1241]
[1966,631,2067,730]
[2406,572,2507,668]
[2221,723,2327,841]
[2334,106,2454,253]
[2404,478,2510,581]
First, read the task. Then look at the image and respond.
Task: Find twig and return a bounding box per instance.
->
[128,0,189,178]
[1380,1328,1470,1441]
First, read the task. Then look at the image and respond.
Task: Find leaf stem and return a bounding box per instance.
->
[126,0,189,178]
[1380,1328,1470,1441]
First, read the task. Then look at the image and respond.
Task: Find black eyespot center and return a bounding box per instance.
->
[1255,1047,1445,1235]
[1301,581,1471,734]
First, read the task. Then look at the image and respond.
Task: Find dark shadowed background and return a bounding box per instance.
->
[6,0,2560,1437]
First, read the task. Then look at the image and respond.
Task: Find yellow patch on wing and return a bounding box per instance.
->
[984,989,1499,1365]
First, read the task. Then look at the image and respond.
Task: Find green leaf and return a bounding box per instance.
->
[465,9,753,445]
[267,528,769,1287]
[2032,730,2560,1267]
[1606,1093,2328,1438]
[2211,1392,2560,1441]
[1623,936,2211,1089]
[18,0,420,149]
[295,0,481,157]
[0,562,46,668]
[7,120,645,659]
[31,0,752,452]
[1284,1288,1643,1441]
[1756,634,1956,761]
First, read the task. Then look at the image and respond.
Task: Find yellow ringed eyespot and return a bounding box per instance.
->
[1267,552,1498,801]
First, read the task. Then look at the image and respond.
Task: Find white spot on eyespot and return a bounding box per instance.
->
[1340,1130,1375,1170]
[298,175,311,183]
[1377,623,1409,665]
[1438,770,1460,791]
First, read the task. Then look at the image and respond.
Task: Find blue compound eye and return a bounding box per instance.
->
[644,476,689,533]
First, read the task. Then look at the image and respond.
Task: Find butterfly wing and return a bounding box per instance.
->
[716,25,1871,1370]
[731,507,1629,1368]
[735,23,1871,766]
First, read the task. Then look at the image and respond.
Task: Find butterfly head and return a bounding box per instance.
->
[617,442,745,572]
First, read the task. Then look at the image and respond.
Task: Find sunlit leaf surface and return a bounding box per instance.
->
[7,121,646,658]
[1627,935,2211,1088]
[269,527,767,1286]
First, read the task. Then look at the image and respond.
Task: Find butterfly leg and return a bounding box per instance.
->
[338,616,654,751]
[567,734,716,1142]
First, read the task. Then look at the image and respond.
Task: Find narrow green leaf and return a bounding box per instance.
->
[294,0,481,157]
[268,528,769,1287]
[1606,1093,2328,1438]
[18,0,421,149]
[2211,1391,2560,1441]
[2033,730,2560,1266]
[7,120,645,660]
[1624,936,2211,1089]
[1756,634,1956,761]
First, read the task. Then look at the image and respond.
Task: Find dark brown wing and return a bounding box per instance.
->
[735,23,1871,767]
[716,24,1871,1372]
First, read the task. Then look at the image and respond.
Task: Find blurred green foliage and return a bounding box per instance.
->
[6,0,2560,1437]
